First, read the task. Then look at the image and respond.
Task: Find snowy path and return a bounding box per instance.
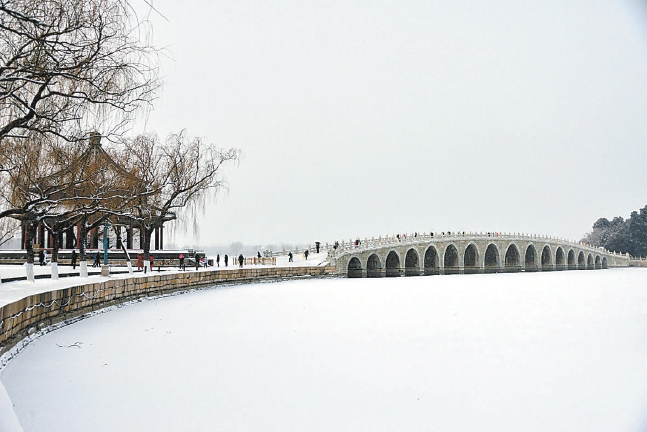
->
[0,252,329,308]
[1,268,646,431]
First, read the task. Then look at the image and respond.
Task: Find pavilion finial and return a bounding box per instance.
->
[89,132,101,147]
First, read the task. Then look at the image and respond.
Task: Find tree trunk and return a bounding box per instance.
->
[25,221,36,264]
[141,224,153,272]
[79,219,88,262]
[115,225,130,261]
[24,220,36,281]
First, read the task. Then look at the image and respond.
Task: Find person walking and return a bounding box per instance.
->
[93,252,100,267]
[288,252,293,262]
[149,254,154,271]
[71,250,78,270]
[224,254,228,267]
[195,253,200,271]
[179,253,185,271]
[304,249,309,260]
[216,254,220,267]
[238,254,244,268]
[136,253,143,271]
[39,250,45,266]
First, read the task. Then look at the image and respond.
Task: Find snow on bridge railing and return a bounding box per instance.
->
[329,232,621,257]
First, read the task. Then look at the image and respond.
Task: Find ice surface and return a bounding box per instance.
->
[1,269,647,431]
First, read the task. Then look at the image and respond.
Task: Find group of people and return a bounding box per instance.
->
[213,253,243,268]
[38,249,78,269]
[136,253,155,272]
[178,253,208,271]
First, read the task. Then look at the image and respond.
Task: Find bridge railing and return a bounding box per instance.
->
[328,232,623,258]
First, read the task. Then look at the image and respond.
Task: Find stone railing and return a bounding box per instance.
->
[328,232,622,257]
[0,266,335,358]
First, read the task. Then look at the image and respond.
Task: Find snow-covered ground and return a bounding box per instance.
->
[1,268,646,431]
[0,252,328,308]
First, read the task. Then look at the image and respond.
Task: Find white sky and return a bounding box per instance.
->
[133,0,647,248]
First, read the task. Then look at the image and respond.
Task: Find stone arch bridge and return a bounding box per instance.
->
[330,232,630,278]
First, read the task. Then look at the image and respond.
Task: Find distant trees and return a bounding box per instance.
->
[582,205,647,257]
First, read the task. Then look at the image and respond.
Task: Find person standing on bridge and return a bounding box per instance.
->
[304,249,309,260]
[216,254,220,267]
[224,254,228,267]
[179,253,185,271]
[288,252,293,262]
[238,254,244,268]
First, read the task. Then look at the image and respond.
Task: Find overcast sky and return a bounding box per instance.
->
[133,0,647,248]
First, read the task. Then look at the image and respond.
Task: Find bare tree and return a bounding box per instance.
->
[0,0,159,143]
[0,216,18,246]
[124,131,239,264]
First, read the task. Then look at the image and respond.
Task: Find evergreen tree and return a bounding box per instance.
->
[582,205,647,257]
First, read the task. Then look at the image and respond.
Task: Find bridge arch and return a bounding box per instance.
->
[578,251,586,270]
[602,257,608,269]
[444,244,459,275]
[595,255,601,270]
[504,244,520,272]
[587,253,594,270]
[348,257,362,278]
[386,250,401,277]
[525,244,538,271]
[567,249,576,270]
[484,243,500,273]
[463,243,479,274]
[424,246,439,275]
[540,245,553,270]
[555,247,565,270]
[367,254,382,278]
[405,248,420,276]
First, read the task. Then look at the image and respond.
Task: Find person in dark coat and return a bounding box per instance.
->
[224,254,228,267]
[71,250,78,270]
[315,242,320,254]
[39,250,45,266]
[304,249,309,260]
[216,254,220,267]
[238,254,244,268]
[288,252,293,262]
[93,252,100,267]
[195,253,200,271]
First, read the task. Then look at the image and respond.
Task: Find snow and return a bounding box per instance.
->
[1,268,647,431]
[0,252,328,308]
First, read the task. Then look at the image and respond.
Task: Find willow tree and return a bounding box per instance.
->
[0,134,82,279]
[0,0,159,143]
[124,131,239,269]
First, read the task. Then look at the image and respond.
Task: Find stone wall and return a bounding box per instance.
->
[0,266,336,357]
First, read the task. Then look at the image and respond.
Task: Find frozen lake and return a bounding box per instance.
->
[2,269,647,431]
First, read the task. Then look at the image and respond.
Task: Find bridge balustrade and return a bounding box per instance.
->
[331,232,629,278]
